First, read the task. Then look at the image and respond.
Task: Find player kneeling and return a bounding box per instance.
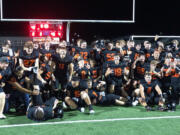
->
[64,77,95,114]
[139,72,165,111]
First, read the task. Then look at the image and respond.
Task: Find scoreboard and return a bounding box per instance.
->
[29,22,63,38]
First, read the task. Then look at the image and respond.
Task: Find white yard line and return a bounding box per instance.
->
[0,115,180,128]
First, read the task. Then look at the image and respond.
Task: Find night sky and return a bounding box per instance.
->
[0,0,180,42]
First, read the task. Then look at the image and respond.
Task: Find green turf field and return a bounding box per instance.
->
[0,105,180,135]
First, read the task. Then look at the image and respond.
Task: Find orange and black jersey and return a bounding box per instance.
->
[161,64,172,85]
[88,90,121,105]
[19,50,39,68]
[134,62,150,79]
[40,49,54,60]
[143,48,154,60]
[140,80,157,96]
[162,64,172,77]
[69,46,80,56]
[6,72,25,91]
[101,49,118,63]
[52,54,73,75]
[40,63,52,82]
[0,68,11,83]
[66,81,88,98]
[116,46,130,56]
[131,50,141,61]
[88,89,102,102]
[76,67,90,80]
[76,48,91,64]
[124,46,135,56]
[121,46,128,56]
[171,66,180,83]
[108,63,125,79]
[90,67,101,80]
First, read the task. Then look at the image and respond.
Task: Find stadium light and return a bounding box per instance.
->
[50,31,56,37]
[30,31,36,37]
[30,24,36,30]
[59,25,63,30]
[57,31,62,37]
[39,31,43,37]
[40,24,44,29]
[44,24,49,29]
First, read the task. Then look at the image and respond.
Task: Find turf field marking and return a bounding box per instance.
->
[0,115,180,128]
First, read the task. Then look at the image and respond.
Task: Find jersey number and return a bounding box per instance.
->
[80,52,88,60]
[81,70,86,79]
[106,53,115,61]
[59,64,65,70]
[137,67,145,75]
[114,68,122,76]
[24,59,35,67]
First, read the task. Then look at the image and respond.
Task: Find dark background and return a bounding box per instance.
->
[0,0,180,42]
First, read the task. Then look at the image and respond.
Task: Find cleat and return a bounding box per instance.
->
[80,107,85,113]
[145,106,153,111]
[171,103,176,112]
[157,106,165,111]
[0,114,6,119]
[89,109,95,114]
[78,107,85,113]
[132,100,139,106]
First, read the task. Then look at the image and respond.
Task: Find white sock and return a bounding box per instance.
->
[0,92,6,114]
